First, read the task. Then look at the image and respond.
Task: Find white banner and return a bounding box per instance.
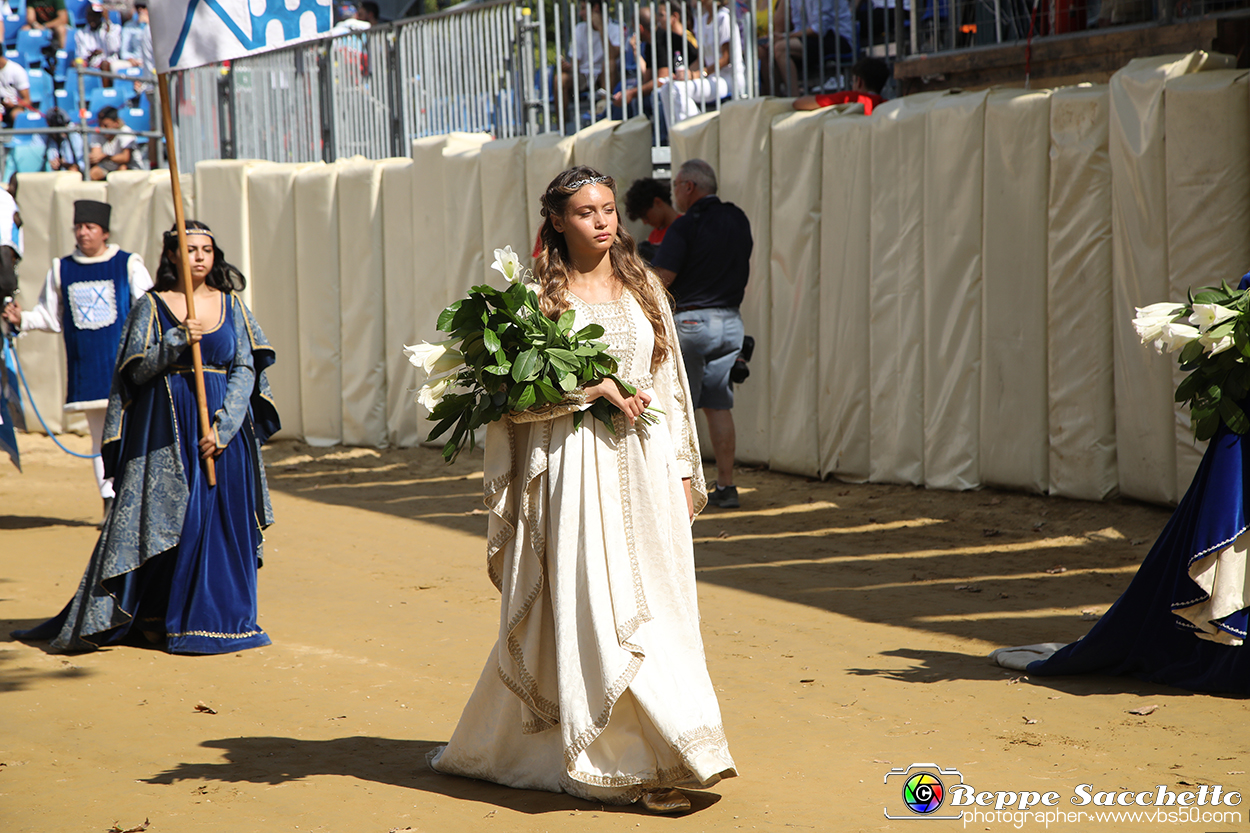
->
[150,0,333,73]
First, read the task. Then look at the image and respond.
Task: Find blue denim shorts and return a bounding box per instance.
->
[674,306,744,411]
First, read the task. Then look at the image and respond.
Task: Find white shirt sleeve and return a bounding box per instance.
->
[20,262,62,333]
[128,253,153,298]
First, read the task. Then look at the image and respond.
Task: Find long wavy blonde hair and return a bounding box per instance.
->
[534,166,672,371]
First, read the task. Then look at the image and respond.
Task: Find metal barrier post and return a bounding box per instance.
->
[520,4,540,135]
[386,27,405,156]
[217,64,237,159]
[317,44,335,162]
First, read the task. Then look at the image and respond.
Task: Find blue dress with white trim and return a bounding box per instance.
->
[997,274,1250,693]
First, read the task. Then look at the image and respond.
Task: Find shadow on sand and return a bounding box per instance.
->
[141,735,722,816]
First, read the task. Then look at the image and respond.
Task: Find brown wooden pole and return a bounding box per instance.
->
[157,72,215,486]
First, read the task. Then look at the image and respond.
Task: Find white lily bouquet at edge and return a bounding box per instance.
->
[404,246,661,463]
[1133,281,1250,441]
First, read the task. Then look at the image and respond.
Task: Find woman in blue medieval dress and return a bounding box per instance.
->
[13,220,279,654]
[992,273,1250,694]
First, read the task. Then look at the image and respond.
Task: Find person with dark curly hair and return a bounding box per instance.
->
[12,220,281,655]
[624,176,682,250]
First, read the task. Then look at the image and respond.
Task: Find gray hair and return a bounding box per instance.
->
[677,159,717,195]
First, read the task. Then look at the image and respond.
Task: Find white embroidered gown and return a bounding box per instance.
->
[429,277,737,803]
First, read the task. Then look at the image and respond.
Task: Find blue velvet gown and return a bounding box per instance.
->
[1021,276,1250,693]
[14,291,278,654]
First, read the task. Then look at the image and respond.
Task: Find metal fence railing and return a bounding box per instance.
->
[163,0,1250,167]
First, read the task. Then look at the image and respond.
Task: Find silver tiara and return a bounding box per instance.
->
[567,175,609,190]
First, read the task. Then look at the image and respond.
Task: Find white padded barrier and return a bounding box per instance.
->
[408,134,489,435]
[869,93,942,484]
[104,171,156,264]
[1047,85,1118,501]
[380,158,419,448]
[819,112,873,481]
[981,89,1051,494]
[716,98,793,466]
[923,90,987,491]
[1164,70,1250,493]
[194,159,268,308]
[338,158,405,448]
[441,134,494,308]
[768,108,828,477]
[144,171,194,277]
[293,161,343,446]
[669,110,720,176]
[246,163,311,441]
[11,172,78,434]
[524,132,575,253]
[1108,52,1221,504]
[480,137,532,264]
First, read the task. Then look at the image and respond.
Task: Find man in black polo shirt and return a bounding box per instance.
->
[652,158,752,509]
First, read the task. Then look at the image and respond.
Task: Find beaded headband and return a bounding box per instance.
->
[163,227,215,243]
[566,175,610,191]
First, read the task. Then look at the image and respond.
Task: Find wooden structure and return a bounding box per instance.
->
[894,13,1250,92]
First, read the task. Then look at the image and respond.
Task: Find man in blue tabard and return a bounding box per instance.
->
[2,200,152,521]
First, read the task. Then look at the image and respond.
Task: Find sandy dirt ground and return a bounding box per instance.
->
[2,431,1248,833]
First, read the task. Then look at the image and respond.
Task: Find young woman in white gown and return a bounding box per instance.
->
[429,167,737,813]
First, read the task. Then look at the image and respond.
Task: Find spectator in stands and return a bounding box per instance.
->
[792,56,889,112]
[88,106,143,179]
[40,107,84,171]
[758,0,855,97]
[121,0,154,93]
[611,4,689,113]
[76,4,123,76]
[557,2,621,114]
[660,0,747,127]
[356,1,385,24]
[0,53,32,127]
[624,176,680,263]
[651,159,752,509]
[24,0,69,49]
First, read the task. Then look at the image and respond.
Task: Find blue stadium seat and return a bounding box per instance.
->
[51,48,67,81]
[65,0,88,25]
[15,27,50,66]
[119,105,147,132]
[24,66,51,107]
[13,109,46,129]
[3,13,22,48]
[85,84,121,113]
[116,63,142,100]
[63,66,101,100]
[52,86,77,117]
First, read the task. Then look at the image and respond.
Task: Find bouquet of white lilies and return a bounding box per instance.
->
[404,246,660,463]
[1133,282,1250,441]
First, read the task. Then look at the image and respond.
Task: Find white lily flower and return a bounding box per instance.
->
[490,245,523,283]
[1132,303,1186,345]
[416,373,454,410]
[404,340,464,376]
[1190,303,1239,333]
[1202,333,1236,356]
[1156,321,1201,353]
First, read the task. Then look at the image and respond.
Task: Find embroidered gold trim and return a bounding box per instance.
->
[166,628,265,640]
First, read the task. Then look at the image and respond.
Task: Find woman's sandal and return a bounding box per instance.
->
[640,788,692,814]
